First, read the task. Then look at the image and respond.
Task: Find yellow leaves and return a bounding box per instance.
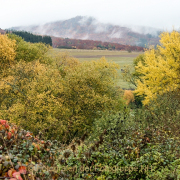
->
[0,34,16,69]
[134,31,180,105]
[158,31,180,56]
[53,52,80,72]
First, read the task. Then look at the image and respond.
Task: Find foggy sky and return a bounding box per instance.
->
[0,0,180,31]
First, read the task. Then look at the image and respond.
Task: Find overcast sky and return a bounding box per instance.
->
[0,0,180,31]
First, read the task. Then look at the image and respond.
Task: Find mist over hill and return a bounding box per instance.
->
[10,16,161,47]
[0,28,6,34]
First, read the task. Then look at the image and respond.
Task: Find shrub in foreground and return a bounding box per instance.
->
[0,119,61,179]
[0,56,125,143]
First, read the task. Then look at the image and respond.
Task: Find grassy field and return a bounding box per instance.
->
[48,48,143,89]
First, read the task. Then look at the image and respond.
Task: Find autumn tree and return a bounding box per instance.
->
[7,33,51,63]
[58,57,125,140]
[0,34,16,70]
[134,31,180,105]
[0,60,65,139]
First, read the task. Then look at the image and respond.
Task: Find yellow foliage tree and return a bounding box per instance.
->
[0,60,65,137]
[52,52,80,78]
[0,34,16,70]
[134,31,180,105]
[60,57,124,139]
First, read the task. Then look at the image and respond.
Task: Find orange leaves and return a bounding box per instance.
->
[25,132,33,138]
[41,140,45,144]
[7,132,12,140]
[123,90,135,105]
[12,172,23,180]
[25,132,31,137]
[7,167,26,180]
[0,120,14,140]
[0,120,10,130]
[0,119,7,125]
[11,129,15,134]
[18,166,26,174]
[8,168,16,178]
[32,142,41,150]
[5,124,9,129]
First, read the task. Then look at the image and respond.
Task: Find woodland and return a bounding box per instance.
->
[0,31,180,179]
[8,30,52,46]
[7,30,144,51]
[51,36,144,51]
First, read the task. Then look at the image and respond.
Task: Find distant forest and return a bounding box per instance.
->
[8,30,52,46]
[5,30,144,51]
[52,36,144,51]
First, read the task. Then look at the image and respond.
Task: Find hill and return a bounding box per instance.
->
[10,16,161,47]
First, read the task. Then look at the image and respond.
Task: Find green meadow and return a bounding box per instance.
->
[48,48,143,89]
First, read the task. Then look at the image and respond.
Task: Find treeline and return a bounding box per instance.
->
[8,30,52,46]
[52,36,144,51]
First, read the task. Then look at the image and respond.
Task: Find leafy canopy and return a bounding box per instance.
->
[7,33,51,63]
[0,34,16,70]
[134,31,180,105]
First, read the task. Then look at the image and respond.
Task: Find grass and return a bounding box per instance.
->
[48,48,142,57]
[48,48,143,89]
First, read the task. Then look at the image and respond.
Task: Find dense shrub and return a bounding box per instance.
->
[1,91,180,179]
[53,109,180,179]
[0,36,125,143]
[0,119,61,179]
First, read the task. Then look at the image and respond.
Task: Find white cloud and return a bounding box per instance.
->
[108,28,123,38]
[0,0,180,31]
